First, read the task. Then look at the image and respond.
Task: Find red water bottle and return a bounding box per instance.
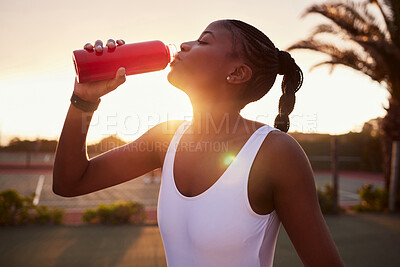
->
[73,40,177,83]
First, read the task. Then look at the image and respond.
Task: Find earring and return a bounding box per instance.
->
[226,76,231,81]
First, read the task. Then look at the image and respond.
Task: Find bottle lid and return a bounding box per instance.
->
[167,44,178,63]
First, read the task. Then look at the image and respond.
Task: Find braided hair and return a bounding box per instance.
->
[222,19,303,132]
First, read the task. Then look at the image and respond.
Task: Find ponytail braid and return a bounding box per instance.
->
[274,50,303,132]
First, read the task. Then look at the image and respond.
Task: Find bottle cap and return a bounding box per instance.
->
[167,44,178,63]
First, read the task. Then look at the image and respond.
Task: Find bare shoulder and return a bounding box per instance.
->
[262,130,309,162]
[260,130,313,186]
[145,119,187,142]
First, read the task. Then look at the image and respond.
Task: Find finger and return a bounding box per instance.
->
[84,43,94,50]
[115,72,126,87]
[109,67,126,89]
[116,67,126,78]
[107,39,116,49]
[116,39,125,46]
[94,40,103,52]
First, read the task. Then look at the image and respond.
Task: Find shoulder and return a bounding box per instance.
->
[148,120,187,140]
[120,120,187,168]
[242,119,306,160]
[143,120,188,161]
[134,119,188,148]
[263,130,305,157]
[259,129,313,186]
[243,119,305,158]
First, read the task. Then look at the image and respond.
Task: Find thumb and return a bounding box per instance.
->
[106,67,126,91]
[114,67,126,85]
[117,67,126,77]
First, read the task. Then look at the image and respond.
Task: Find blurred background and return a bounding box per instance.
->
[1,0,399,266]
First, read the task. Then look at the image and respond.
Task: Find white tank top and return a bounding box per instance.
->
[157,120,281,267]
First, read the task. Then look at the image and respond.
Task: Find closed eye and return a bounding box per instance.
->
[197,39,208,45]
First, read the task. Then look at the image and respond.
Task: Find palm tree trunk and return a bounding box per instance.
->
[381,96,400,209]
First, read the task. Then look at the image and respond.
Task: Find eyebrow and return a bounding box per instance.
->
[199,31,215,39]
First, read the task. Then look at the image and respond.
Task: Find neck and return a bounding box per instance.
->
[188,99,245,139]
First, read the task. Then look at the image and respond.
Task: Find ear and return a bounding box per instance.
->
[227,64,252,84]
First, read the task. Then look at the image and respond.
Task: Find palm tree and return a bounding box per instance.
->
[288,0,400,208]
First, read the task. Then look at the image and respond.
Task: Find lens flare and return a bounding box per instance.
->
[224,154,236,166]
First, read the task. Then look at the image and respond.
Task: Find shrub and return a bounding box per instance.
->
[33,206,64,225]
[0,189,33,225]
[317,183,334,214]
[97,203,115,224]
[0,189,65,226]
[82,201,146,225]
[351,184,388,212]
[82,209,97,224]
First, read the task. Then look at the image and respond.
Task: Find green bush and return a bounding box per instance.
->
[316,183,345,214]
[317,183,335,214]
[351,184,388,212]
[33,206,64,225]
[0,189,33,225]
[82,209,97,224]
[0,189,65,226]
[82,201,146,225]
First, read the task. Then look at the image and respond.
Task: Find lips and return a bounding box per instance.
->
[175,52,183,61]
[170,53,182,66]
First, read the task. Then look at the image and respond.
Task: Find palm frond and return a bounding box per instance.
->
[369,0,399,45]
[311,24,341,36]
[310,61,338,74]
[310,21,398,62]
[353,37,400,61]
[310,58,383,83]
[288,39,345,58]
[288,38,388,83]
[303,1,388,41]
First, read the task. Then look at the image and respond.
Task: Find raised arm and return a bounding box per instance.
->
[265,132,344,266]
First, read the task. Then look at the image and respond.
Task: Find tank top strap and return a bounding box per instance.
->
[162,120,191,170]
[230,125,279,180]
[170,120,191,147]
[241,124,277,162]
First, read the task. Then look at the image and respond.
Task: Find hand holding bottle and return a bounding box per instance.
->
[73,39,126,102]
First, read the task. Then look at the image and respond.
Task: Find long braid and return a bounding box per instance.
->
[275,50,304,132]
[222,19,303,132]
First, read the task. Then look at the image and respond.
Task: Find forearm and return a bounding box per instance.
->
[53,104,94,195]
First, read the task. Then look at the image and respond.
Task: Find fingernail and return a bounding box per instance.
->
[120,69,126,76]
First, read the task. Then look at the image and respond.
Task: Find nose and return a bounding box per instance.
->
[180,41,192,52]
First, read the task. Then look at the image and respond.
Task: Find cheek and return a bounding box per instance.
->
[167,50,228,89]
[186,54,226,85]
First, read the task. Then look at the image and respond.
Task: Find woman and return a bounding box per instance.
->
[53,19,344,266]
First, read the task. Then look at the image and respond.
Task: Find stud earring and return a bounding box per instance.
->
[226,76,231,81]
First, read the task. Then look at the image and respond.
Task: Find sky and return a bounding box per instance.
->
[0,0,389,145]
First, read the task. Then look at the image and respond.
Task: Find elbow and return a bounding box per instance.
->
[52,183,77,197]
[52,171,79,197]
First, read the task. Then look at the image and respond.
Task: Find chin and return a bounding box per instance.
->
[167,70,186,91]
